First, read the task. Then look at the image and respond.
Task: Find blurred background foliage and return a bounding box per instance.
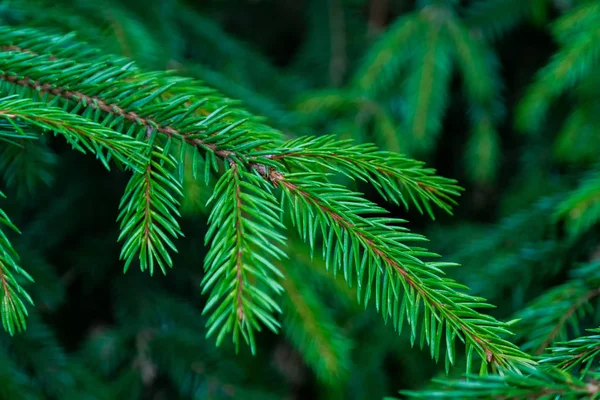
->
[0,0,600,398]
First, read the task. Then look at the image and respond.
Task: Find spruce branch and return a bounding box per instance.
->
[0,25,534,375]
[0,193,33,335]
[446,18,502,183]
[513,262,600,355]
[271,172,532,372]
[117,144,184,275]
[0,51,272,164]
[541,328,600,376]
[202,163,286,354]
[552,2,600,46]
[0,96,147,169]
[293,90,404,152]
[0,26,111,63]
[399,366,600,399]
[269,135,461,217]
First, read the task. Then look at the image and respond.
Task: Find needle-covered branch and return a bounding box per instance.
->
[0,193,33,335]
[0,96,147,169]
[0,25,533,378]
[272,172,532,372]
[513,261,600,355]
[117,145,184,275]
[0,50,275,163]
[202,164,286,354]
[269,135,461,217]
[541,328,600,376]
[399,366,600,399]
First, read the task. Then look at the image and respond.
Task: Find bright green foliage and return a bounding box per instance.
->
[0,0,600,398]
[273,135,462,216]
[0,8,531,377]
[542,328,600,376]
[400,366,600,399]
[0,193,32,335]
[202,165,286,354]
[118,148,184,275]
[0,97,147,169]
[278,172,531,372]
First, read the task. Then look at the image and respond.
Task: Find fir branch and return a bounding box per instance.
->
[268,135,462,217]
[270,172,532,372]
[202,164,286,354]
[0,23,545,382]
[513,262,600,355]
[553,104,600,164]
[0,26,285,145]
[446,19,500,105]
[294,90,403,152]
[0,96,146,169]
[0,26,107,63]
[400,366,600,399]
[0,192,33,335]
[446,17,502,183]
[0,69,233,157]
[536,288,600,355]
[117,145,184,275]
[541,328,600,375]
[464,111,501,184]
[0,51,272,162]
[444,196,561,304]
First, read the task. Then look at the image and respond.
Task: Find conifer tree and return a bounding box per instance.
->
[0,1,599,399]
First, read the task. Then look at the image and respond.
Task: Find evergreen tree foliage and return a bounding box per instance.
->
[0,0,599,399]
